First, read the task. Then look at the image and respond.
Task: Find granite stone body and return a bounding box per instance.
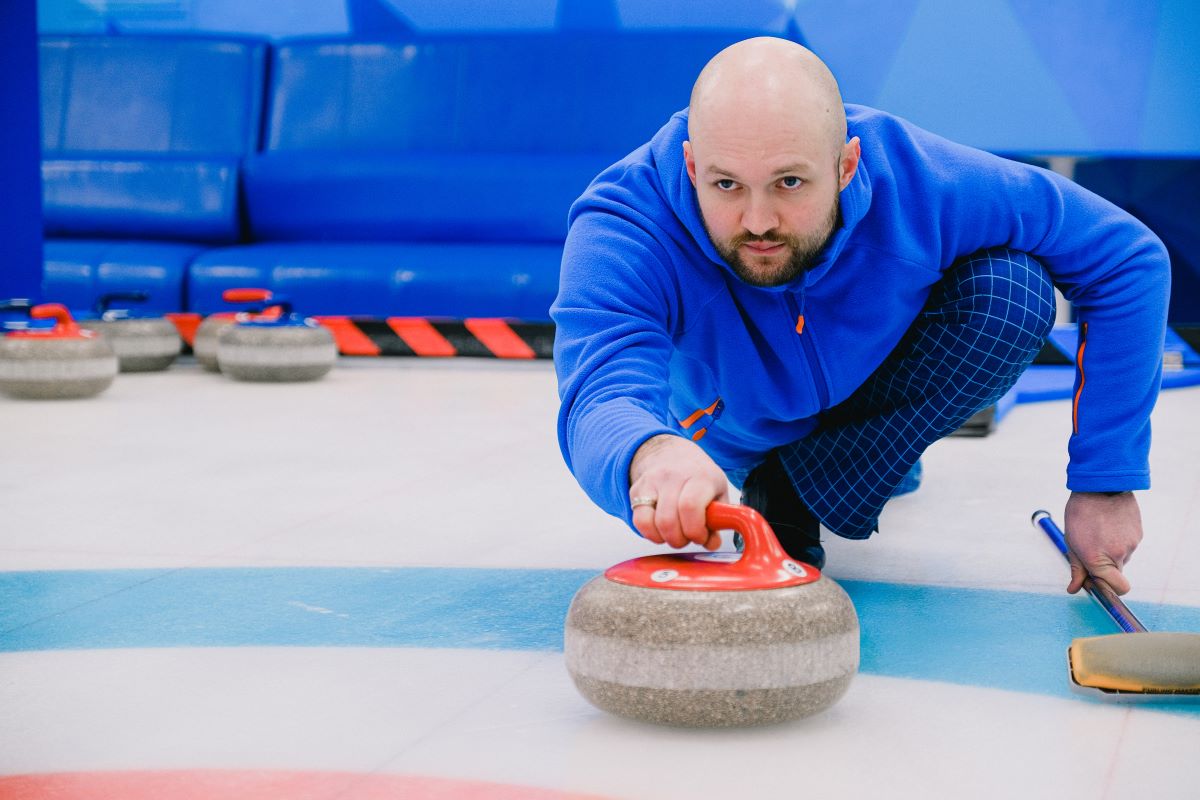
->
[565,573,859,727]
[193,317,234,372]
[0,335,118,399]
[80,319,181,372]
[216,324,337,382]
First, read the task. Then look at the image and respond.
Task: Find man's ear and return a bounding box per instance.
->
[684,140,697,187]
[839,136,861,191]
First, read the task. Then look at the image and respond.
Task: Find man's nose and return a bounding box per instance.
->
[741,194,779,237]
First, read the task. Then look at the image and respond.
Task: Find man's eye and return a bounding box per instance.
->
[715,179,736,190]
[780,176,803,189]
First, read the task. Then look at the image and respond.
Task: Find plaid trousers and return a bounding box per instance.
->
[778,247,1057,539]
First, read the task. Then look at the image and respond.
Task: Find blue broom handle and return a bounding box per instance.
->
[1031,510,1147,634]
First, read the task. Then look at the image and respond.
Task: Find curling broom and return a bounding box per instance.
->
[1032,510,1200,701]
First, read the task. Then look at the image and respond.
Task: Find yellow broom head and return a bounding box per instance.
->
[1069,632,1200,694]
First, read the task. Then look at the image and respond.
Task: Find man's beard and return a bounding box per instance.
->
[712,194,840,288]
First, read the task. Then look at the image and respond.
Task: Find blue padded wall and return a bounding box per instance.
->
[1074,159,1200,323]
[1,0,44,301]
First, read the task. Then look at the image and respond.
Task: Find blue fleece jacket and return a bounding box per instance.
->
[552,104,1170,527]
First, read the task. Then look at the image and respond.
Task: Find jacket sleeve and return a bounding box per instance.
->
[912,130,1171,491]
[551,205,684,526]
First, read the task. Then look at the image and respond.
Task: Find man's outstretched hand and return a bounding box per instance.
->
[1064,491,1142,595]
[629,434,729,551]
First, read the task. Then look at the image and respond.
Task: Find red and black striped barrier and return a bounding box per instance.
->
[166,315,1200,364]
[166,314,555,359]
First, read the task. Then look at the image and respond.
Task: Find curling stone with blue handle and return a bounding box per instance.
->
[564,502,859,727]
[216,298,336,382]
[194,288,277,372]
[0,303,118,399]
[77,292,181,372]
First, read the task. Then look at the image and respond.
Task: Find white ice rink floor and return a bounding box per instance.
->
[2,356,1198,799]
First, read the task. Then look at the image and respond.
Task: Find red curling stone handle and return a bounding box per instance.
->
[706,501,789,563]
[30,303,81,334]
[222,288,272,304]
[604,501,820,591]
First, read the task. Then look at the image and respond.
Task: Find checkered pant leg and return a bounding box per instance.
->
[778,248,1057,539]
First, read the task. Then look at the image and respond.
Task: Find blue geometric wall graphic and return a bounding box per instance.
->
[874,0,1092,153]
[782,16,808,48]
[347,0,414,37]
[557,0,620,30]
[29,0,1200,153]
[614,0,792,32]
[791,0,921,106]
[1140,0,1200,154]
[1008,0,1160,152]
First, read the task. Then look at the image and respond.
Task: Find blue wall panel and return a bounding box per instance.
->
[1,0,44,301]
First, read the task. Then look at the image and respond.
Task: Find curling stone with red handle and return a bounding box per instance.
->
[216,297,336,382]
[0,303,118,399]
[77,292,181,372]
[564,502,859,727]
[193,288,277,372]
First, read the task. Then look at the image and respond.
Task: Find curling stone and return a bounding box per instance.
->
[216,298,336,382]
[564,502,858,727]
[193,288,277,371]
[0,303,118,399]
[77,292,181,372]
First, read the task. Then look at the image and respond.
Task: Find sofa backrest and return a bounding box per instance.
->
[39,35,267,241]
[264,32,758,156]
[245,31,763,243]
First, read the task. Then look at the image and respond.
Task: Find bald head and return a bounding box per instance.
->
[682,38,860,288]
[689,37,846,158]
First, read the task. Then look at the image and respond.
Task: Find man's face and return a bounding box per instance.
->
[684,124,849,288]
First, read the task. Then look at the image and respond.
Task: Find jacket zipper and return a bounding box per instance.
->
[785,291,830,409]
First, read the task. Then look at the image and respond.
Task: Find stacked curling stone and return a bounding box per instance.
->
[0,303,118,399]
[565,503,859,727]
[77,292,182,373]
[192,288,276,372]
[216,296,337,382]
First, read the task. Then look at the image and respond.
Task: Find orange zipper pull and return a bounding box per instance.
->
[795,314,805,335]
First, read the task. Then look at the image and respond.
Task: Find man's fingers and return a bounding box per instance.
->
[1066,565,1085,595]
[1066,552,1086,594]
[1090,563,1132,596]
[652,492,689,549]
[631,504,663,544]
[1066,551,1132,596]
[677,479,717,547]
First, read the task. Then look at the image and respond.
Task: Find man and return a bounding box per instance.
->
[552,37,1168,595]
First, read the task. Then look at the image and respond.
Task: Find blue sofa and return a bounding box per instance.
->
[32,31,778,321]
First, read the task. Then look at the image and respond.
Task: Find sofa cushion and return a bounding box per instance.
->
[43,156,241,241]
[42,239,202,313]
[187,243,562,320]
[244,152,608,243]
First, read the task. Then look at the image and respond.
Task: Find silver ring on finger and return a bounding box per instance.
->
[630,496,658,509]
